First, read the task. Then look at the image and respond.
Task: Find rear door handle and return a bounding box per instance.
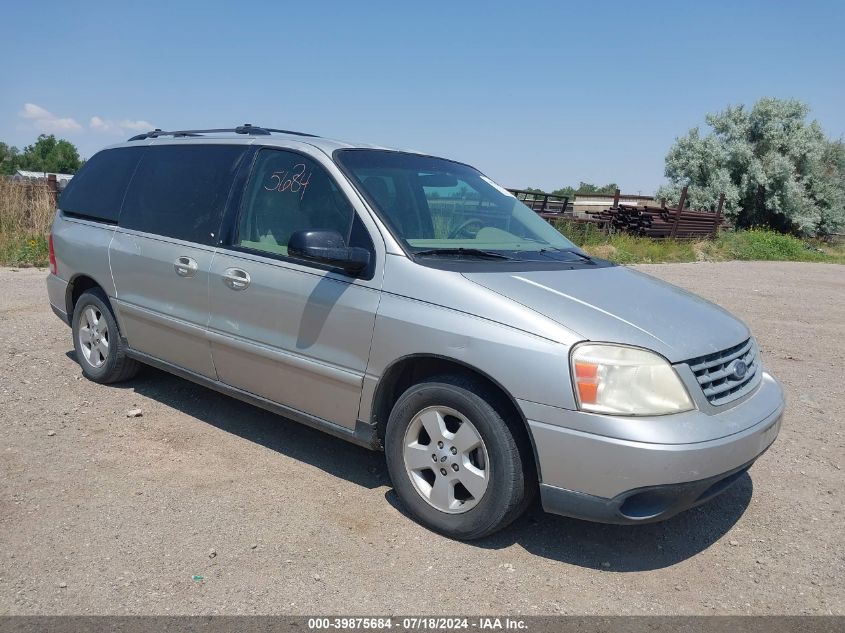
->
[174,256,199,277]
[222,267,251,290]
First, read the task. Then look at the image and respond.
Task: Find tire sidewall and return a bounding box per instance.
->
[72,290,121,382]
[385,381,523,539]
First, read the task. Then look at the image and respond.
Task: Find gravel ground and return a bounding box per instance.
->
[0,262,842,615]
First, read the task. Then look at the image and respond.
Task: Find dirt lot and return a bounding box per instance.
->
[0,262,842,615]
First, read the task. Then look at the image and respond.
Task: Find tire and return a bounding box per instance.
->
[384,375,536,540]
[71,288,140,384]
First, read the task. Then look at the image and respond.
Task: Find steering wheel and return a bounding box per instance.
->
[448,218,485,239]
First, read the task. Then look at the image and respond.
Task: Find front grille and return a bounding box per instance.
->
[687,338,761,406]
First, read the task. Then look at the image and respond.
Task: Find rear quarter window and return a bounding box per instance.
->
[58,147,145,223]
[120,144,247,244]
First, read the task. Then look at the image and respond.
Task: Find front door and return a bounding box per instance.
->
[207,147,382,428]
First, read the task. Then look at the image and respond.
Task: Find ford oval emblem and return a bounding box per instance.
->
[728,359,748,380]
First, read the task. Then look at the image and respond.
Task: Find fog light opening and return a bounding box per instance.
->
[618,490,676,520]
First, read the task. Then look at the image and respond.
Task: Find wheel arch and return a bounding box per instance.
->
[65,274,123,332]
[370,354,540,480]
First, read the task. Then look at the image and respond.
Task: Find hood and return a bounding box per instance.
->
[462,266,749,363]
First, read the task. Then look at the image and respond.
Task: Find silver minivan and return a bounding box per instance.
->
[46,125,784,539]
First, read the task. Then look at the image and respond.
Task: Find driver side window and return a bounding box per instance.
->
[238,149,354,257]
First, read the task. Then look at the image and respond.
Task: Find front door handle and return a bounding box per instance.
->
[222,267,251,290]
[174,256,199,277]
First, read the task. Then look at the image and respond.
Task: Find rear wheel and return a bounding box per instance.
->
[72,289,140,384]
[385,376,534,540]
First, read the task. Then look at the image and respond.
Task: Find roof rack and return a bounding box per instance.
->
[127,123,319,142]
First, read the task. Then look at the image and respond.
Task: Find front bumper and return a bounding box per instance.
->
[525,372,784,524]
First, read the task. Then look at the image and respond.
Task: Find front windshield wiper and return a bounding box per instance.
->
[535,247,596,263]
[413,248,512,260]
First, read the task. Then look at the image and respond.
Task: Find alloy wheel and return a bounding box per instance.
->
[78,305,109,368]
[402,406,490,513]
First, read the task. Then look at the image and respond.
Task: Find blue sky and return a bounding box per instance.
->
[2,1,843,193]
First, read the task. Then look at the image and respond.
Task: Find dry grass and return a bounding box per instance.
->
[0,178,55,235]
[0,178,55,266]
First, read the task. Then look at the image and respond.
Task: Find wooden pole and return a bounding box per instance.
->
[712,192,725,237]
[47,174,59,206]
[612,188,620,208]
[670,186,688,238]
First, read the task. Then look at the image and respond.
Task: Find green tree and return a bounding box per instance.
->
[524,183,619,198]
[550,182,619,199]
[0,142,19,175]
[657,98,845,235]
[817,139,845,235]
[549,186,576,198]
[16,134,82,174]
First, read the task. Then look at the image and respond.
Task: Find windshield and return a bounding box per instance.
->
[335,150,576,257]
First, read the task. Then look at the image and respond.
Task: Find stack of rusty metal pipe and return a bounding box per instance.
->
[585,188,726,239]
[586,205,725,238]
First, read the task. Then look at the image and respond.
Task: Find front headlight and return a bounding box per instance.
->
[570,343,694,416]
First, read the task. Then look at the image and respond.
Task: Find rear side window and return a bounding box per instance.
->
[120,144,246,244]
[59,147,145,223]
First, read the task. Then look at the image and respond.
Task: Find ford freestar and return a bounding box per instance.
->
[46,125,784,539]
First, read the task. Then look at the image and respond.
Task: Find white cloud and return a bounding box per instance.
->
[120,119,154,131]
[18,102,82,133]
[89,116,109,131]
[90,116,154,135]
[16,103,154,138]
[43,118,83,132]
[19,103,53,120]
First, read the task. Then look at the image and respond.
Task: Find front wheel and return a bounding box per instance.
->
[384,376,535,540]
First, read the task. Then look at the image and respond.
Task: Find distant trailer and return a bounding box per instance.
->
[13,170,73,190]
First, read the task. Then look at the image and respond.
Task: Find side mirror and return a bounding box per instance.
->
[288,229,370,274]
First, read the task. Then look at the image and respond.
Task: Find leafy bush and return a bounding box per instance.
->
[0,234,49,267]
[553,221,844,264]
[554,219,607,247]
[715,229,829,262]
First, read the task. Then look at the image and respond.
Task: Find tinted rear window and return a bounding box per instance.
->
[120,144,247,244]
[58,147,145,222]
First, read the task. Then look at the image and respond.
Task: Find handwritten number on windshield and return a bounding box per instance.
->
[264,163,312,200]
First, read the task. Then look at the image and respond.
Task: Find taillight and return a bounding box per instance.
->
[48,234,58,275]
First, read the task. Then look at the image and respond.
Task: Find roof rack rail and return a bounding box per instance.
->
[127,123,319,142]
